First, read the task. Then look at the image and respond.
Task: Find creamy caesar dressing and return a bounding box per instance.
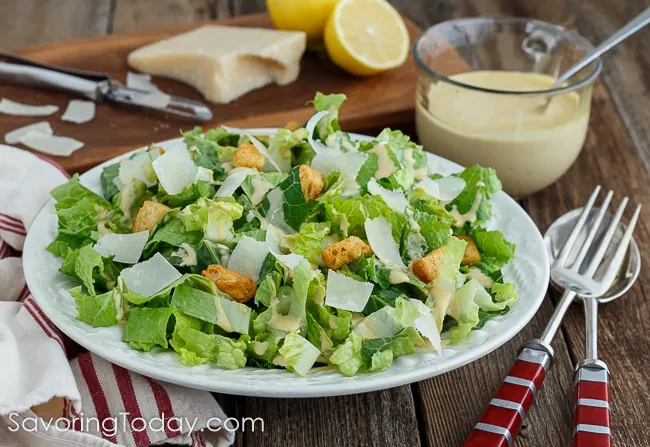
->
[468,267,494,289]
[351,312,365,328]
[250,175,273,205]
[402,147,428,180]
[114,291,124,321]
[253,342,268,356]
[448,190,482,228]
[172,242,198,267]
[389,270,410,285]
[368,143,397,179]
[415,70,591,196]
[213,296,233,332]
[427,277,456,326]
[339,215,350,236]
[269,313,302,332]
[406,208,421,232]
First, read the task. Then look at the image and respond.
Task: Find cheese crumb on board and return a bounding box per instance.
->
[19,131,84,156]
[61,100,96,124]
[127,25,306,104]
[4,121,53,144]
[0,98,58,116]
[126,72,161,92]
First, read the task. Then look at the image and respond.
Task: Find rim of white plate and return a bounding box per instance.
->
[23,130,549,398]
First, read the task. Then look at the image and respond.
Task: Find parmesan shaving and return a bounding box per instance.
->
[19,131,84,156]
[61,100,96,124]
[4,121,53,144]
[0,98,58,116]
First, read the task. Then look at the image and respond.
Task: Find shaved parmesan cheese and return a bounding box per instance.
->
[126,72,161,92]
[119,151,157,187]
[221,126,282,172]
[152,145,197,195]
[0,98,58,116]
[266,224,306,269]
[365,216,406,269]
[132,91,171,109]
[265,187,294,234]
[311,151,367,194]
[93,230,149,264]
[410,299,441,352]
[4,121,53,144]
[228,235,269,283]
[220,126,275,137]
[19,131,84,156]
[119,252,182,297]
[305,110,334,155]
[61,100,96,124]
[325,270,373,312]
[367,178,409,213]
[415,177,466,202]
[215,167,256,198]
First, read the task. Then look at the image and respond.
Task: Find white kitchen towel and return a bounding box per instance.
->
[0,145,234,447]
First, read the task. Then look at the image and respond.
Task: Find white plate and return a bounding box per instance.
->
[23,130,549,398]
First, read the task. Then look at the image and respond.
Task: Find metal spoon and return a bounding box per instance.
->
[544,206,641,301]
[545,204,641,446]
[552,6,650,88]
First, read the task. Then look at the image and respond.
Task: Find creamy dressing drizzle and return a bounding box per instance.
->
[389,270,410,285]
[368,143,397,179]
[468,267,494,288]
[213,296,233,332]
[269,314,302,332]
[449,190,482,228]
[250,175,273,205]
[114,291,124,321]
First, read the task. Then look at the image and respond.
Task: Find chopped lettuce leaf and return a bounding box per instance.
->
[123,307,174,351]
[278,331,321,376]
[293,222,330,266]
[71,286,121,327]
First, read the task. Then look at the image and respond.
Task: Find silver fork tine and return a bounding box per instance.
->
[598,204,642,288]
[556,186,601,267]
[584,197,629,277]
[572,190,614,270]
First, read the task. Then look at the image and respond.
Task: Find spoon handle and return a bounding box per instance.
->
[554,6,650,86]
[573,363,611,447]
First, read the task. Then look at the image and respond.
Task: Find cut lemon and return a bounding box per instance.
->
[324,0,410,76]
[267,0,340,45]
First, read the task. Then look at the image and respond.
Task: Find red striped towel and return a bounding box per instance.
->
[0,145,234,447]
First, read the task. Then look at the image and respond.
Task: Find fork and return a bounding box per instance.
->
[463,186,641,447]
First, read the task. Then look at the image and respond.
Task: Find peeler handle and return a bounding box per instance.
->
[0,61,107,101]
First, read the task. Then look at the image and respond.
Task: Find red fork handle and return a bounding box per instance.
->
[573,361,611,447]
[463,342,553,447]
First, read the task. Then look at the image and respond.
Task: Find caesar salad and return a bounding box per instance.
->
[46,92,517,377]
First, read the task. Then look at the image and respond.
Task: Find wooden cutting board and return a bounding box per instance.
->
[0,13,421,173]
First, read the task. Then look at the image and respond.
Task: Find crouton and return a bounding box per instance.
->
[202,264,256,303]
[284,121,301,131]
[458,234,481,266]
[132,201,170,233]
[322,236,373,270]
[234,142,265,171]
[299,164,325,203]
[148,145,165,156]
[411,246,446,284]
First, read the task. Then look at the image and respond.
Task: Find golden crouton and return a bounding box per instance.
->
[202,264,256,303]
[299,164,325,203]
[458,235,481,266]
[411,246,446,284]
[234,142,265,171]
[132,201,170,233]
[322,236,373,270]
[148,145,165,155]
[284,121,301,131]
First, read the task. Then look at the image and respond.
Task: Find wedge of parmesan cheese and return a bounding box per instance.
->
[127,26,306,104]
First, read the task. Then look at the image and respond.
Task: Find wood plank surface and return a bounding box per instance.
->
[0,0,113,50]
[2,1,650,446]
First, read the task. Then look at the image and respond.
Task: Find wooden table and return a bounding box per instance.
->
[2,1,649,446]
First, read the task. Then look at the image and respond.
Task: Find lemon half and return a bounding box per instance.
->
[267,0,339,45]
[324,0,410,76]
